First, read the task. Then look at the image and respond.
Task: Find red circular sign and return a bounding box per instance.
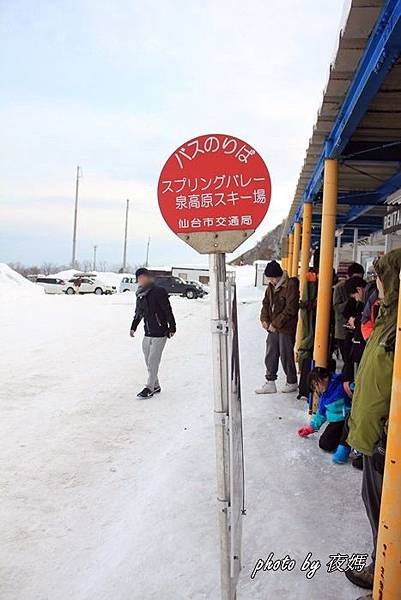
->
[158,133,271,235]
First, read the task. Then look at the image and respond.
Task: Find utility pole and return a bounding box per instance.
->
[93,245,97,271]
[71,165,82,267]
[122,199,130,271]
[145,236,151,267]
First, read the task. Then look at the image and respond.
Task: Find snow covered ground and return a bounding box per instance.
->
[1,266,370,600]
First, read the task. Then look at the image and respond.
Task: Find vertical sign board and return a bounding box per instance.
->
[158,134,271,600]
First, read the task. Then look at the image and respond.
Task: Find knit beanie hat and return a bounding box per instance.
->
[264,260,283,278]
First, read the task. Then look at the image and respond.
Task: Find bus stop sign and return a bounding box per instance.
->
[158,133,271,253]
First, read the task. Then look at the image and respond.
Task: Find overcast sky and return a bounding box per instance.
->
[0,0,346,268]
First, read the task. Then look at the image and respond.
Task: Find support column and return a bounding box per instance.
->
[295,203,313,354]
[292,222,301,278]
[287,234,294,277]
[334,231,342,272]
[313,159,338,368]
[352,228,359,262]
[299,203,313,288]
[373,271,401,599]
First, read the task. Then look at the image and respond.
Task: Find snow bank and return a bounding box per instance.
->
[0,263,44,300]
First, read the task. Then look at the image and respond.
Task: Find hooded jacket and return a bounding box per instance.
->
[310,373,353,431]
[131,284,176,337]
[347,249,401,456]
[260,271,299,336]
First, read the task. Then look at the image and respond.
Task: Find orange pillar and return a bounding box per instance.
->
[313,159,338,368]
[373,272,401,599]
[287,234,294,277]
[292,222,301,278]
[295,203,313,354]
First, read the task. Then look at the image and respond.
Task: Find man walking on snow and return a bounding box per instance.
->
[130,268,176,398]
[255,260,299,394]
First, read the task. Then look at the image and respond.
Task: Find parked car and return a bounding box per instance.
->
[154,275,204,299]
[119,276,138,293]
[36,276,66,294]
[61,277,116,295]
[189,280,208,296]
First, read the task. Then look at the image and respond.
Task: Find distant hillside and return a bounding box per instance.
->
[230,221,284,265]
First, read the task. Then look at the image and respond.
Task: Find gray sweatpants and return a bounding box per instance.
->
[265,331,297,384]
[142,336,168,391]
[362,454,383,562]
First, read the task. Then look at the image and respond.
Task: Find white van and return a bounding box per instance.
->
[36,276,66,294]
[120,276,137,293]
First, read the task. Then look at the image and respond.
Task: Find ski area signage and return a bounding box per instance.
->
[158,133,271,253]
[383,205,401,235]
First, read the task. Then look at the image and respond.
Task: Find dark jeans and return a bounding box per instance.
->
[298,355,312,398]
[265,331,297,384]
[362,454,383,562]
[319,420,349,452]
[337,336,355,381]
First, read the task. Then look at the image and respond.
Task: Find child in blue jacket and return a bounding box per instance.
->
[298,367,354,464]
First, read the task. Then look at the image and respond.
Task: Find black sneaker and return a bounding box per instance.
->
[352,454,363,470]
[137,387,154,399]
[345,563,374,590]
[153,386,161,394]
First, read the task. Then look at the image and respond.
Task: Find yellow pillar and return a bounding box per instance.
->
[282,256,288,271]
[287,234,294,277]
[373,272,401,599]
[299,203,313,289]
[292,222,301,278]
[313,159,338,368]
[295,203,313,354]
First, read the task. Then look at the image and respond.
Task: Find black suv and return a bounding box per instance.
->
[154,276,205,299]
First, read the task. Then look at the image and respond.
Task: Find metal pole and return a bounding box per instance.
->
[313,159,338,368]
[72,165,81,267]
[145,236,151,267]
[292,222,301,277]
[385,234,390,254]
[353,228,359,262]
[373,270,401,599]
[335,232,342,272]
[93,245,97,271]
[209,252,233,600]
[122,199,130,271]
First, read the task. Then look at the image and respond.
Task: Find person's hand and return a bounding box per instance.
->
[130,330,136,338]
[169,332,175,338]
[268,325,276,333]
[261,321,269,330]
[298,425,316,438]
[346,317,355,330]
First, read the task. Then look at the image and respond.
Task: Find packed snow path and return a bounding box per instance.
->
[1,271,370,599]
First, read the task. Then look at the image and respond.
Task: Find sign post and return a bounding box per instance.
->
[158,134,271,599]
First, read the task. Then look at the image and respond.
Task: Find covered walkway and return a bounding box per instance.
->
[281,2,401,598]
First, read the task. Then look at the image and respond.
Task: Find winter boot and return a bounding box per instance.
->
[332,444,351,464]
[281,382,298,393]
[255,381,277,394]
[137,387,154,399]
[351,452,363,471]
[345,563,374,590]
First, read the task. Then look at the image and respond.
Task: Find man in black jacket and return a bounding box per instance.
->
[130,268,176,398]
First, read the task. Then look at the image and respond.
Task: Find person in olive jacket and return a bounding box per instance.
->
[345,249,401,592]
[255,261,299,394]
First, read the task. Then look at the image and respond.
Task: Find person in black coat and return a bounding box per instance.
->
[130,268,176,398]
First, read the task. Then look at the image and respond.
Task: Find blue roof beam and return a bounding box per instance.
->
[303,0,401,203]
